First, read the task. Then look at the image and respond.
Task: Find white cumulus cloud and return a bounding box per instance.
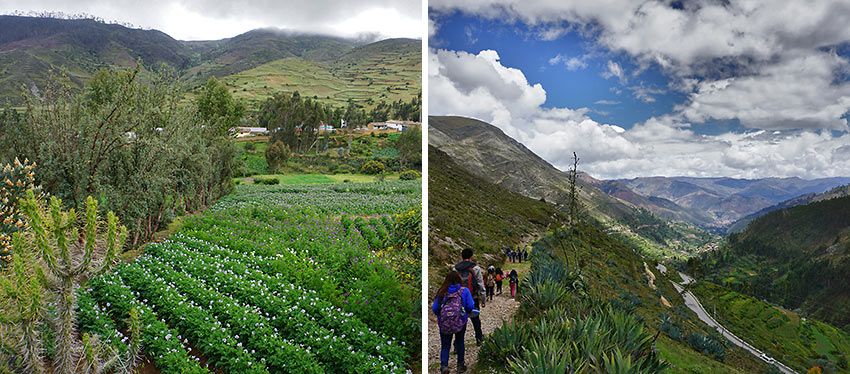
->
[429,46,850,179]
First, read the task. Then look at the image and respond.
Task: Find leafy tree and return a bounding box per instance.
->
[395,127,421,170]
[344,99,367,130]
[369,101,390,122]
[195,77,246,137]
[259,92,347,154]
[191,77,243,213]
[265,141,291,173]
[389,96,421,121]
[0,190,141,374]
[0,107,25,161]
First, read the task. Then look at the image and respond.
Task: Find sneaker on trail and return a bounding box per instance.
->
[458,364,467,373]
[441,365,450,374]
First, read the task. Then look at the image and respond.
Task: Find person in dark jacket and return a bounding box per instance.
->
[455,248,486,345]
[433,270,475,374]
[495,267,504,294]
[509,269,519,298]
[523,249,528,261]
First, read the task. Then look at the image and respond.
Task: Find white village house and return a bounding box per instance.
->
[233,127,269,137]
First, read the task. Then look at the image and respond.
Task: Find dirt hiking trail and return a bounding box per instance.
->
[427,258,532,373]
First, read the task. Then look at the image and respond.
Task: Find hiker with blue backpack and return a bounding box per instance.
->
[433,270,475,374]
[455,248,486,346]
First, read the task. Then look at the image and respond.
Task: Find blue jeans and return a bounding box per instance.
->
[440,324,467,367]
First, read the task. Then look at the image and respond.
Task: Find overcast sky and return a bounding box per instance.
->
[430,1,850,179]
[0,0,422,40]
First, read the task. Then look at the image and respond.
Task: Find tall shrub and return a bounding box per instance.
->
[1,65,241,247]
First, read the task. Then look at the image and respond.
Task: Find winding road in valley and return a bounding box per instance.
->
[656,264,799,374]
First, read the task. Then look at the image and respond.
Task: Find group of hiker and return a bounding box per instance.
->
[506,246,527,263]
[433,248,520,374]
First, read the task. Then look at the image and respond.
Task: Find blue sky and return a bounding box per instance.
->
[433,11,689,130]
[428,1,850,179]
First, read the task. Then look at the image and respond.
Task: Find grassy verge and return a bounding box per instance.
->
[656,335,746,374]
[693,281,850,373]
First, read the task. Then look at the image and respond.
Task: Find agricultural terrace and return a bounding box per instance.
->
[79,181,421,374]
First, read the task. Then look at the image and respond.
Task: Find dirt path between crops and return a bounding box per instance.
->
[427,235,538,374]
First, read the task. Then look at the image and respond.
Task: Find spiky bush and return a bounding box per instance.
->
[520,281,570,316]
[658,313,683,341]
[481,320,531,363]
[0,190,141,374]
[687,332,725,361]
[482,229,667,374]
[508,334,584,374]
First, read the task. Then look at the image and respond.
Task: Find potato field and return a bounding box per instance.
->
[78,181,421,374]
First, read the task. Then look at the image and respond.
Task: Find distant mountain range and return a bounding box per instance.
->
[616,176,850,229]
[0,15,420,107]
[430,116,850,232]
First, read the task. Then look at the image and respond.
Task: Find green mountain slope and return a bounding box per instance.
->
[728,184,850,233]
[0,15,192,104]
[703,194,850,330]
[429,115,717,260]
[182,29,356,86]
[694,282,850,373]
[428,145,568,269]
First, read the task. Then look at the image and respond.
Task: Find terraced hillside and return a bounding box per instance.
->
[221,38,421,107]
[0,16,421,109]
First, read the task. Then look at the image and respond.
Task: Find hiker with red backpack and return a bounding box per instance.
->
[454,248,486,346]
[433,270,475,374]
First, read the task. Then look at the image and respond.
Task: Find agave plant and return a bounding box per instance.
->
[0,189,141,374]
[509,335,586,374]
[481,320,531,364]
[520,281,570,317]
